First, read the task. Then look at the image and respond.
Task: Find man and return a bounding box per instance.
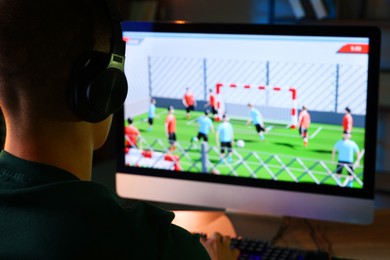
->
[183,87,197,119]
[298,106,311,147]
[205,89,218,118]
[165,106,177,151]
[332,131,360,177]
[246,103,269,141]
[124,117,141,148]
[195,110,215,142]
[0,1,238,259]
[343,107,353,134]
[148,98,156,132]
[216,115,234,163]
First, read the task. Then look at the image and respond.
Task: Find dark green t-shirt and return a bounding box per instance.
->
[0,150,210,259]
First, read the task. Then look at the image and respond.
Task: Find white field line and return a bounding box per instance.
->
[309,127,322,139]
[230,128,302,139]
[186,116,200,125]
[321,125,365,134]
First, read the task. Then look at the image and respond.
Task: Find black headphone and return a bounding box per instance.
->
[69,0,128,123]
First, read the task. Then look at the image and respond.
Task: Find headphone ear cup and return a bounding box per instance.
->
[69,51,128,123]
[87,66,128,120]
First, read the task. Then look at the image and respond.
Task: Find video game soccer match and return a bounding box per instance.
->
[121,26,371,190]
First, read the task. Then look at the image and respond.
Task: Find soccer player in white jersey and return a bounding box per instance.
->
[216,115,234,163]
[332,131,360,184]
[147,98,156,132]
[196,110,214,142]
[246,103,269,141]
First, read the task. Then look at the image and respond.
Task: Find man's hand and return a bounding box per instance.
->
[200,232,240,260]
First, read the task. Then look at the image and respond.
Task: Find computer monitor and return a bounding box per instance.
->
[116,22,381,225]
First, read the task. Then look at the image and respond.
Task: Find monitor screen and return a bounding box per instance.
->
[116,22,381,224]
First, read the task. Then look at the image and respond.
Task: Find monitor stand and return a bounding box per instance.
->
[172,210,283,241]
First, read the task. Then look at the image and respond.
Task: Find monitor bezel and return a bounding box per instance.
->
[116,22,381,202]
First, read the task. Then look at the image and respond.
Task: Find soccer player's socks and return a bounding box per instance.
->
[260,135,265,141]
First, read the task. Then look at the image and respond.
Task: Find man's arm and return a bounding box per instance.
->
[165,122,169,138]
[332,148,336,161]
[355,148,361,167]
[125,134,131,144]
[355,152,361,167]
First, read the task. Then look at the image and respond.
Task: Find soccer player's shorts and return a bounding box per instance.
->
[168,133,176,144]
[335,161,354,175]
[299,127,308,137]
[197,132,208,142]
[255,124,265,133]
[148,117,153,125]
[220,141,232,154]
[186,105,195,113]
[211,107,218,115]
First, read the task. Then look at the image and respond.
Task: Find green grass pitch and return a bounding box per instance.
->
[126,107,365,189]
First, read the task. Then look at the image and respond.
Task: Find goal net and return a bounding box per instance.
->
[214,83,298,128]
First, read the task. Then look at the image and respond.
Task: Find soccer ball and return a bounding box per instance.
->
[191,137,199,142]
[236,139,245,148]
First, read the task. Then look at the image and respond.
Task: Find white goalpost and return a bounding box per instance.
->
[214,83,298,128]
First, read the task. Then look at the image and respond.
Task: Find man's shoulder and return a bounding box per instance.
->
[347,139,359,146]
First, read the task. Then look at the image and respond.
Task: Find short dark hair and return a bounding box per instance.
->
[127,117,133,125]
[345,107,351,113]
[204,110,210,116]
[0,0,110,119]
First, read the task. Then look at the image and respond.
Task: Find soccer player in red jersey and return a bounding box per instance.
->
[182,87,197,119]
[343,107,353,134]
[205,89,218,118]
[298,106,311,147]
[165,106,177,151]
[124,117,141,149]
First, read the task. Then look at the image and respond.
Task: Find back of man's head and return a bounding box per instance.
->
[0,1,110,122]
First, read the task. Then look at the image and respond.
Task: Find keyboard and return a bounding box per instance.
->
[230,237,329,260]
[198,234,330,260]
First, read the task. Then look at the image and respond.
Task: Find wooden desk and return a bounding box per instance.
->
[173,209,390,260]
[274,209,390,259]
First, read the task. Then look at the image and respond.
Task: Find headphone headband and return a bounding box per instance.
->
[68,0,128,123]
[102,0,126,57]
